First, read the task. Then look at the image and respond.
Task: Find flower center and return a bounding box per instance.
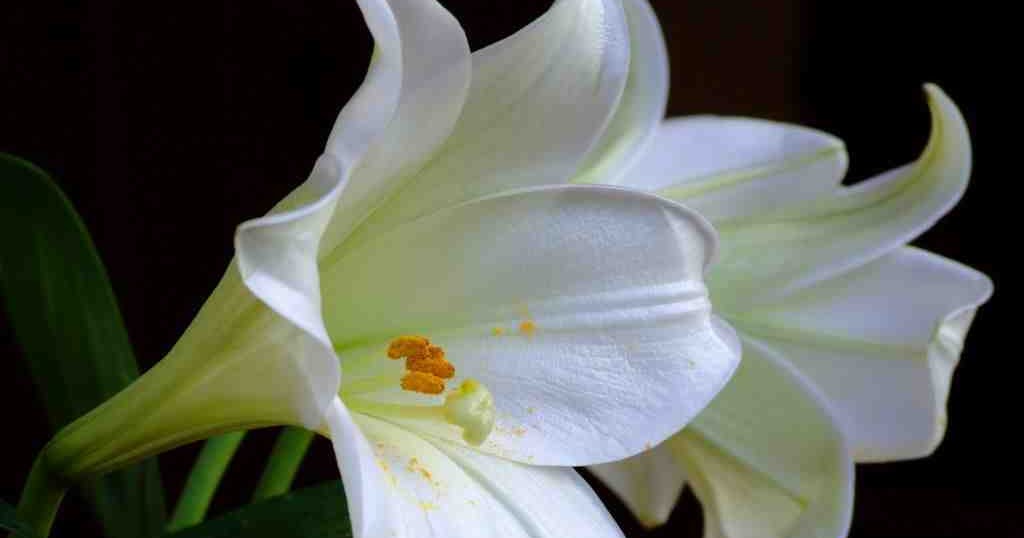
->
[344,335,496,446]
[387,335,456,394]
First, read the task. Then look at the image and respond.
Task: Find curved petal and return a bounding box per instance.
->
[729,247,992,461]
[709,84,972,305]
[574,0,670,185]
[164,0,468,429]
[338,413,626,538]
[323,185,741,465]
[619,116,847,223]
[339,0,632,245]
[587,441,687,528]
[320,0,472,253]
[325,397,399,538]
[673,336,854,538]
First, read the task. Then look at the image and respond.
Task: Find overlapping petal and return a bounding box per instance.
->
[706,85,971,305]
[339,0,632,246]
[328,413,625,538]
[588,440,687,528]
[730,247,992,461]
[673,337,853,538]
[587,338,853,537]
[319,0,472,253]
[322,185,740,465]
[574,0,670,185]
[617,116,847,222]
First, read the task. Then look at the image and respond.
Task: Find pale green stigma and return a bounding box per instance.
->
[444,379,496,446]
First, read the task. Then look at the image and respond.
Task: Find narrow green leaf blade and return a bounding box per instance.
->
[0,154,166,538]
[1,499,41,538]
[168,482,351,538]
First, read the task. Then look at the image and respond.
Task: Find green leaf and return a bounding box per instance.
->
[1,499,41,538]
[168,482,351,538]
[0,154,166,537]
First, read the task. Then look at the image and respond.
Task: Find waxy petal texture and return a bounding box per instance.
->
[574,0,670,185]
[320,0,472,253]
[707,85,971,305]
[618,117,847,223]
[732,247,992,461]
[339,0,632,244]
[329,414,625,538]
[588,440,687,528]
[588,338,853,537]
[675,337,853,538]
[322,186,740,465]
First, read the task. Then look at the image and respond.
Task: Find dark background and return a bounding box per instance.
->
[1,1,1014,537]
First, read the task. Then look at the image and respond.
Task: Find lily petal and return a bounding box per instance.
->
[617,117,847,222]
[574,0,670,185]
[587,441,687,528]
[320,0,472,253]
[672,336,854,538]
[341,0,632,244]
[333,413,626,538]
[729,247,992,461]
[707,84,971,304]
[325,396,399,538]
[323,185,741,465]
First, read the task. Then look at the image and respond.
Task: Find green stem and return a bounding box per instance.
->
[165,432,246,533]
[14,453,68,537]
[251,427,315,502]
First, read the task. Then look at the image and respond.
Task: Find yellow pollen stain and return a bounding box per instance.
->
[401,371,445,394]
[518,320,536,336]
[407,458,434,482]
[389,336,456,392]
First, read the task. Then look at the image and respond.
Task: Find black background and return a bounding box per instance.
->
[1,1,1015,537]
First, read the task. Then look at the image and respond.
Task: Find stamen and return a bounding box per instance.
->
[387,335,431,359]
[407,357,455,379]
[389,336,456,392]
[400,371,445,395]
[444,379,496,446]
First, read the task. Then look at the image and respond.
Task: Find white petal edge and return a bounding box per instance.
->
[325,396,400,538]
[587,441,688,528]
[616,116,848,223]
[320,0,472,254]
[232,0,465,428]
[674,336,854,538]
[336,413,626,538]
[709,84,972,304]
[322,185,741,465]
[335,0,632,247]
[574,0,670,185]
[729,246,993,461]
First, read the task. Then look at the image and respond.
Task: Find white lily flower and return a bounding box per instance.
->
[575,2,994,536]
[40,1,742,537]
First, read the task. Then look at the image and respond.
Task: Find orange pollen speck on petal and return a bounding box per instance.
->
[400,371,445,395]
[519,320,536,336]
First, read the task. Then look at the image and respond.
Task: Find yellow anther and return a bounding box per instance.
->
[400,371,445,395]
[444,379,496,446]
[518,320,536,336]
[407,356,455,379]
[387,335,430,359]
[391,336,455,390]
